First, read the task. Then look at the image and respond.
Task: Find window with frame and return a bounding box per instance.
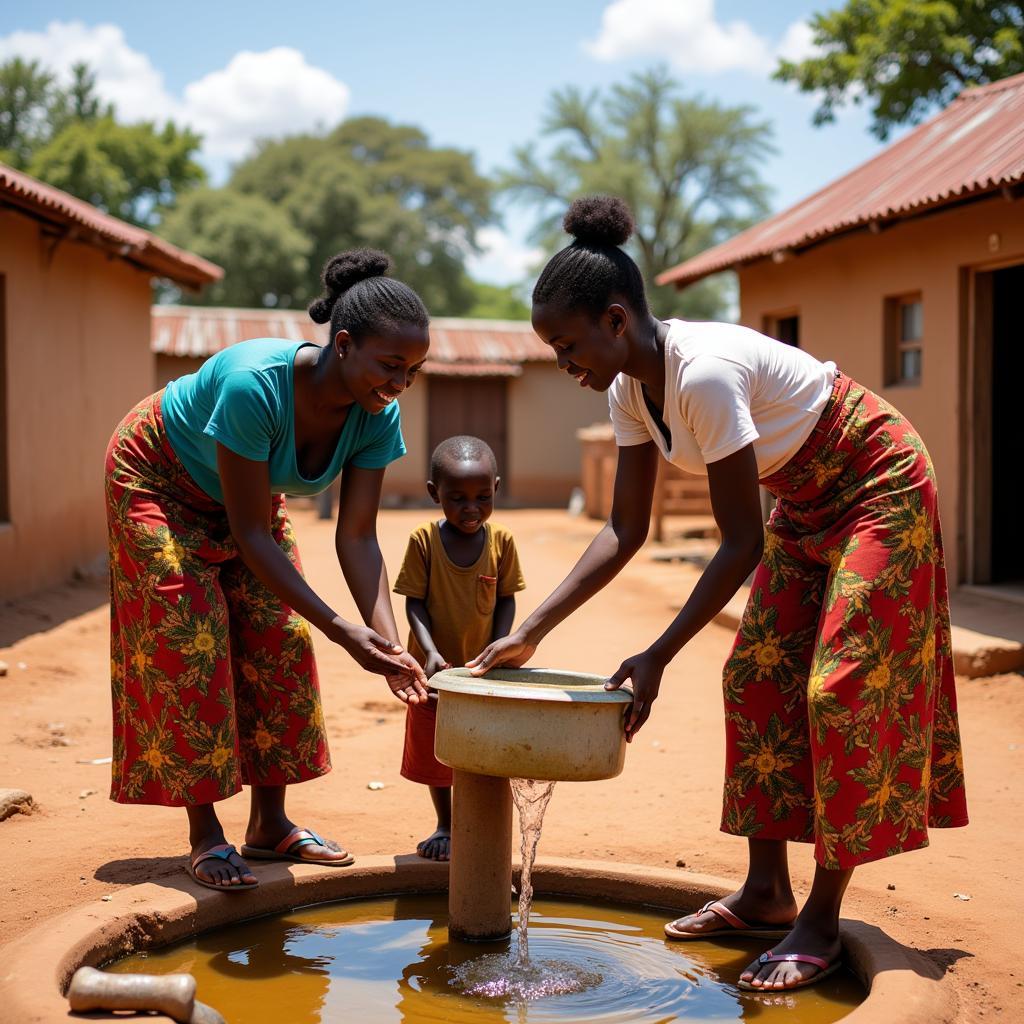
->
[885,294,923,386]
[763,311,800,347]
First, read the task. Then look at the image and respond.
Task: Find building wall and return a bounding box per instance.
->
[382,365,609,506]
[0,210,154,597]
[508,363,610,504]
[736,194,1024,584]
[388,379,429,501]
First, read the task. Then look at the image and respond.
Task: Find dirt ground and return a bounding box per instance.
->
[1,507,1021,1022]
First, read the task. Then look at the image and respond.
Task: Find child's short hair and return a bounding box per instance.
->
[429,435,497,484]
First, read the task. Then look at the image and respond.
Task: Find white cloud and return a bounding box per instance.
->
[466,226,543,286]
[0,21,176,122]
[585,1,815,76]
[183,48,349,161]
[775,20,822,65]
[0,21,350,166]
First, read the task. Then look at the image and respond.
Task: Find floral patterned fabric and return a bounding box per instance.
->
[721,372,968,868]
[105,391,330,806]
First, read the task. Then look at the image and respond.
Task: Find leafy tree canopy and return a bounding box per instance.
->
[160,188,310,308]
[775,1,1024,139]
[501,67,773,319]
[29,117,204,227]
[1,57,202,226]
[161,116,497,315]
[462,281,530,320]
[203,116,495,315]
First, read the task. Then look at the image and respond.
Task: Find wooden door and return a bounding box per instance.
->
[427,377,509,491]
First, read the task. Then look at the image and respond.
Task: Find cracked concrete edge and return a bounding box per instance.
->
[0,856,957,1023]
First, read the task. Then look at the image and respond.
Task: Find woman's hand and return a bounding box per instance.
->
[605,648,667,741]
[328,619,428,700]
[466,630,537,677]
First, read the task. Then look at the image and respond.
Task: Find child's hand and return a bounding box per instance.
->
[384,650,430,703]
[424,652,451,678]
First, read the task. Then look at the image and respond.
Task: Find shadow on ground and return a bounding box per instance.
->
[0,577,106,649]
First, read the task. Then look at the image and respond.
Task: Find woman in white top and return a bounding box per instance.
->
[469,196,967,992]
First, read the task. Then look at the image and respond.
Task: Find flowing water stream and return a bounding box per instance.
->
[450,779,603,1001]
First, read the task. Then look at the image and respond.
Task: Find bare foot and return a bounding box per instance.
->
[739,922,842,990]
[416,827,451,861]
[190,840,257,888]
[666,888,797,936]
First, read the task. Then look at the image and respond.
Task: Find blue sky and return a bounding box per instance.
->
[1,2,896,284]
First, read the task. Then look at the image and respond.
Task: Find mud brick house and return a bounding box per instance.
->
[0,164,220,598]
[659,74,1024,593]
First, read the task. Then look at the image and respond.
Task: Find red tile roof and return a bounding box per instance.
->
[151,307,552,375]
[657,72,1024,288]
[0,163,222,289]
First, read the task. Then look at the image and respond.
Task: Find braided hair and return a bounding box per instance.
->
[308,249,429,341]
[532,195,649,318]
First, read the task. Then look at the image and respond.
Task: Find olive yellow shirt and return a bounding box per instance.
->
[393,521,525,667]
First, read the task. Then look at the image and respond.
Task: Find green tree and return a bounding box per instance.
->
[501,67,773,319]
[221,116,494,314]
[776,1,1024,140]
[29,117,204,227]
[0,57,56,166]
[1,57,202,224]
[46,63,112,137]
[160,189,311,308]
[463,281,530,319]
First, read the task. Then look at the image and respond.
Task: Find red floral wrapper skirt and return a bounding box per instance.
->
[721,372,968,868]
[105,392,330,806]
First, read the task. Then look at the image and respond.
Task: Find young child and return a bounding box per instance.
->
[393,435,525,861]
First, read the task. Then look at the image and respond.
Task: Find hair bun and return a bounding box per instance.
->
[309,249,391,323]
[323,248,390,291]
[563,195,634,247]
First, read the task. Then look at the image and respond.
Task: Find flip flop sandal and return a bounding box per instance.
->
[188,843,258,892]
[737,950,843,991]
[241,826,355,867]
[664,900,795,941]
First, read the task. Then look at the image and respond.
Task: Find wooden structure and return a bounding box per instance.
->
[576,422,712,540]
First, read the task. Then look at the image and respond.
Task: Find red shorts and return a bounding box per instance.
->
[401,698,452,787]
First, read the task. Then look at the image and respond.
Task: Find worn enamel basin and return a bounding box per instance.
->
[431,667,632,782]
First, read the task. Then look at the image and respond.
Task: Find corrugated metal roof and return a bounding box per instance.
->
[657,72,1024,288]
[151,307,552,375]
[0,162,222,289]
[422,360,523,377]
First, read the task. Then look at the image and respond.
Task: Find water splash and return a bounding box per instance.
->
[510,778,556,964]
[450,953,601,1000]
[449,778,603,1003]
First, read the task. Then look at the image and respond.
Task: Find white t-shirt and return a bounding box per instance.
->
[608,319,836,479]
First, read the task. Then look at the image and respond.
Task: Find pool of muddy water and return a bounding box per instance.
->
[109,894,864,1023]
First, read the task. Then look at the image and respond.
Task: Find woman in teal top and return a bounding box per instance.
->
[105,249,430,891]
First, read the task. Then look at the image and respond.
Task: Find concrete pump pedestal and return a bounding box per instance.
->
[432,668,632,941]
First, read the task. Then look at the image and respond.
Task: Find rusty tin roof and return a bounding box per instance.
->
[658,73,1024,288]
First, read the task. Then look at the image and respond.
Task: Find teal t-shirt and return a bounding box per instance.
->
[161,338,406,503]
